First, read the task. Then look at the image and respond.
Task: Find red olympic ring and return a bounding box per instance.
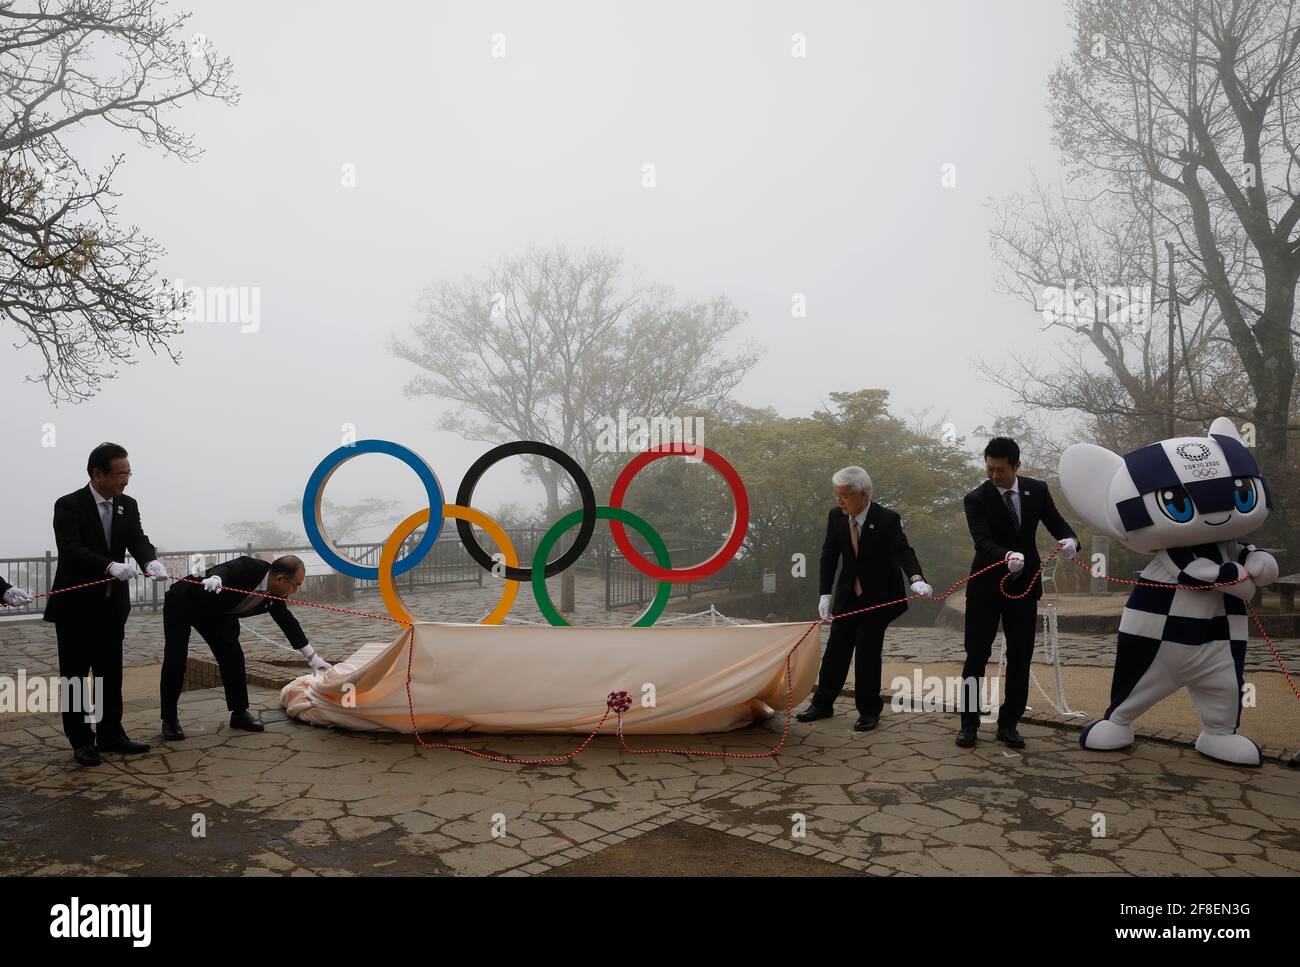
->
[607,443,748,583]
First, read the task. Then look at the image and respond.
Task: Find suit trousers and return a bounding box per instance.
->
[959,595,1038,730]
[161,600,249,720]
[811,605,890,716]
[55,606,126,748]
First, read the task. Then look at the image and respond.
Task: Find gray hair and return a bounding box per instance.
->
[832,466,872,494]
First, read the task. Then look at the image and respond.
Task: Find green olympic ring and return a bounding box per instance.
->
[532,506,672,627]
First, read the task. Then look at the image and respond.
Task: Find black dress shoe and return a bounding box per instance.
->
[795,704,834,723]
[996,726,1026,749]
[161,718,186,741]
[73,744,102,767]
[96,735,150,754]
[955,726,977,748]
[853,714,880,732]
[229,710,265,732]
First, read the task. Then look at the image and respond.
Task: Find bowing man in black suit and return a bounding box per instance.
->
[957,437,1079,750]
[797,466,933,731]
[44,442,170,766]
[160,554,331,739]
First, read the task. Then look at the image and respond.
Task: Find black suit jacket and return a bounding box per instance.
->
[963,476,1078,603]
[818,502,924,623]
[43,486,157,625]
[165,556,309,650]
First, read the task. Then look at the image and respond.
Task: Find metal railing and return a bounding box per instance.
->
[0,529,734,617]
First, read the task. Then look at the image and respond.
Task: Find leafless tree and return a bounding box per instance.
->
[391,244,762,610]
[0,0,237,402]
[989,0,1300,538]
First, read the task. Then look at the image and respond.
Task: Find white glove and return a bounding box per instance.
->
[107,562,135,581]
[1004,552,1025,574]
[818,594,832,620]
[2,587,33,606]
[201,575,223,593]
[308,653,331,672]
[1244,550,1279,587]
[911,580,933,598]
[1058,538,1078,560]
[144,559,169,581]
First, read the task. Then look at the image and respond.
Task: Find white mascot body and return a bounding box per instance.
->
[1058,418,1278,767]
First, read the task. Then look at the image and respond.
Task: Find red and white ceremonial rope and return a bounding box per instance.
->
[7,546,1296,764]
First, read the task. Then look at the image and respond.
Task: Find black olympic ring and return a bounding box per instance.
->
[454,440,598,582]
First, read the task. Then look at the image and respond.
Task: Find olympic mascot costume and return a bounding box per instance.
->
[1057,418,1278,767]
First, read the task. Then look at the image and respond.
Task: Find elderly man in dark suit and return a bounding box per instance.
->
[44,442,170,766]
[957,437,1079,750]
[160,554,331,739]
[797,465,932,731]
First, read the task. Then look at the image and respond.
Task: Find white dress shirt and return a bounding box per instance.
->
[848,502,870,539]
[88,482,114,525]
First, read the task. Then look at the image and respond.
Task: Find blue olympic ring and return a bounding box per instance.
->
[302,440,445,580]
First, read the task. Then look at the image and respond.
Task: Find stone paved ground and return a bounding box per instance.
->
[4,579,1299,876]
[0,684,1297,876]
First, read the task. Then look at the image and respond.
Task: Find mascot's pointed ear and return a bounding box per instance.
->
[1058,443,1125,539]
[1208,416,1243,443]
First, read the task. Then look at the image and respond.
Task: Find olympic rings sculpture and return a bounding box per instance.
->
[302,439,749,627]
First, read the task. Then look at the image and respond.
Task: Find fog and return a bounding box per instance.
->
[2,0,1072,556]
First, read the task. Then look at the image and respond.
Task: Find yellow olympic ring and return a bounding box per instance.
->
[379,504,519,625]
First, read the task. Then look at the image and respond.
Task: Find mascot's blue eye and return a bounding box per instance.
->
[1156,485,1196,523]
[1233,477,1257,512]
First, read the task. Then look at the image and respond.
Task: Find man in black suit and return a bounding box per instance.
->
[160,554,331,739]
[44,442,170,766]
[957,437,1079,750]
[797,466,932,731]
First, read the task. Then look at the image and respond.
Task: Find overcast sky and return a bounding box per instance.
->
[3,0,1077,555]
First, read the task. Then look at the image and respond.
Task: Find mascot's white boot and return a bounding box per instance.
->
[1195,731,1263,766]
[1059,417,1276,768]
[1080,719,1134,750]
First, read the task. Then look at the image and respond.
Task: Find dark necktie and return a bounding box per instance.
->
[99,500,114,597]
[849,516,863,596]
[1003,490,1020,530]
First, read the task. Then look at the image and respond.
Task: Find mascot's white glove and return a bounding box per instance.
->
[911,580,933,598]
[201,575,223,593]
[1244,550,1280,588]
[1057,538,1078,560]
[1004,551,1025,574]
[2,586,33,606]
[144,559,169,582]
[107,562,135,582]
[1218,562,1258,602]
[818,594,832,620]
